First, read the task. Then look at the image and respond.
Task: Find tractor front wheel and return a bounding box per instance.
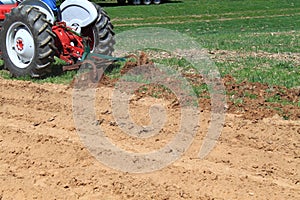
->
[81,4,115,56]
[0,5,56,77]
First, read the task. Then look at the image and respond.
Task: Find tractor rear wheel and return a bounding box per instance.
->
[81,4,115,56]
[0,5,56,77]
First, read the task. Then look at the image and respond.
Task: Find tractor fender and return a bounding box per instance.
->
[0,0,16,4]
[60,0,98,28]
[19,0,55,24]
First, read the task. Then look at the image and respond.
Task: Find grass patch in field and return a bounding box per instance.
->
[133,16,300,53]
[199,30,300,53]
[105,62,124,79]
[19,71,76,84]
[0,57,76,84]
[155,57,191,68]
[265,94,296,106]
[230,97,244,106]
[265,105,291,120]
[0,70,11,79]
[192,84,209,98]
[121,74,151,84]
[104,0,299,19]
[243,91,258,99]
[108,0,299,54]
[143,54,299,97]
[0,66,76,85]
[152,57,194,72]
[217,57,300,88]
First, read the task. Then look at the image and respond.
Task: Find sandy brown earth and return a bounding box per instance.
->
[0,75,299,199]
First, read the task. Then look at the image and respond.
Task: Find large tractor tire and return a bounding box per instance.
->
[0,5,56,77]
[81,4,115,56]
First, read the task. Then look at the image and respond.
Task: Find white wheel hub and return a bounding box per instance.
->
[6,22,35,69]
[132,0,141,5]
[144,0,151,5]
[153,0,161,4]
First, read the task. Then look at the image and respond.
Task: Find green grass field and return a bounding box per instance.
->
[1,0,299,88]
[105,0,300,88]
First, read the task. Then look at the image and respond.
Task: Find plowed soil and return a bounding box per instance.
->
[0,73,299,199]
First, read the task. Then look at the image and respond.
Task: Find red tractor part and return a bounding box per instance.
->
[0,3,17,21]
[52,22,86,65]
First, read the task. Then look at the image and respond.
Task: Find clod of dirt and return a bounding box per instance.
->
[121,51,153,75]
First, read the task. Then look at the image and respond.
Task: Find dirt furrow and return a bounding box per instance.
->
[0,78,299,199]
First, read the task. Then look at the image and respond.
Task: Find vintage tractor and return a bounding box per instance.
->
[0,0,115,77]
